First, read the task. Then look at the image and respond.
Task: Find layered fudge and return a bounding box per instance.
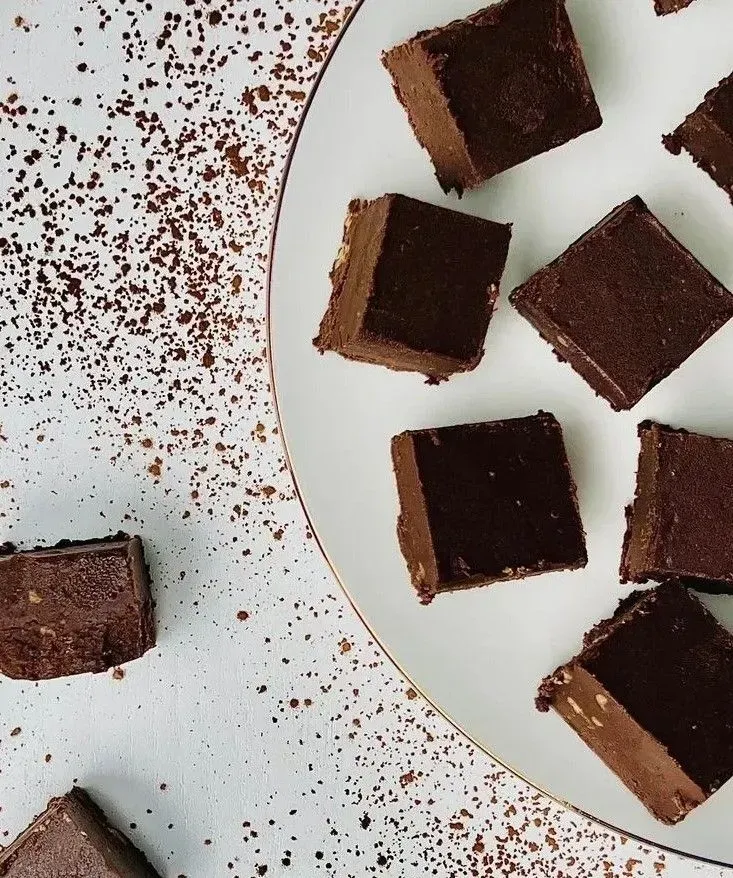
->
[0,788,161,877]
[314,194,512,381]
[0,534,155,680]
[382,0,602,195]
[391,412,586,604]
[510,196,733,410]
[621,421,733,592]
[655,0,696,13]
[538,583,733,824]
[664,72,733,203]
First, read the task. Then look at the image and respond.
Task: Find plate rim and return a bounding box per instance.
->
[265,1,729,867]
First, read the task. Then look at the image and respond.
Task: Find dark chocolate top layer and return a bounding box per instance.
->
[420,0,601,180]
[0,788,160,877]
[510,196,733,409]
[365,195,512,361]
[624,421,733,585]
[0,534,155,679]
[578,584,733,794]
[409,412,586,583]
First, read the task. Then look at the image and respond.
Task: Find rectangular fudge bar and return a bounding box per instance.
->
[664,72,733,202]
[537,583,733,824]
[510,196,733,410]
[0,533,155,680]
[621,421,733,592]
[655,0,696,14]
[314,194,512,382]
[382,0,601,195]
[0,788,161,877]
[392,412,586,604]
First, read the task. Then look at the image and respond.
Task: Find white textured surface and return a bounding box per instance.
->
[0,1,729,875]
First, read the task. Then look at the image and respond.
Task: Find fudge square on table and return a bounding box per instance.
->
[0,788,161,877]
[537,583,733,824]
[621,421,733,592]
[510,196,733,410]
[0,533,155,680]
[664,71,733,203]
[391,412,586,604]
[382,0,601,195]
[314,194,512,382]
[655,0,696,14]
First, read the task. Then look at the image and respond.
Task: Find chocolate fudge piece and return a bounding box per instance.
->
[538,583,733,824]
[621,421,733,591]
[0,534,155,680]
[0,788,161,877]
[314,194,512,381]
[391,412,586,604]
[664,72,733,203]
[510,196,733,410]
[382,0,602,195]
[655,0,695,13]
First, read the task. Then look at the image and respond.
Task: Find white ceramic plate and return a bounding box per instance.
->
[269,0,733,865]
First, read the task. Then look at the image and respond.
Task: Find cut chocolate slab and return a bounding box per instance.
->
[0,534,155,680]
[391,412,586,604]
[538,583,733,824]
[314,194,512,381]
[382,0,602,195]
[621,421,733,591]
[510,196,733,410]
[655,0,695,14]
[0,788,161,877]
[664,72,733,203]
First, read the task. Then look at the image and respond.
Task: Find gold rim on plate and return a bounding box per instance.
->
[265,2,729,867]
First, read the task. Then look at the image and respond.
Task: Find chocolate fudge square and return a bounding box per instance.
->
[538,583,733,824]
[510,196,733,410]
[655,0,696,13]
[621,421,733,592]
[0,788,161,877]
[0,534,155,680]
[664,72,733,203]
[382,0,602,195]
[314,194,512,381]
[391,412,586,604]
